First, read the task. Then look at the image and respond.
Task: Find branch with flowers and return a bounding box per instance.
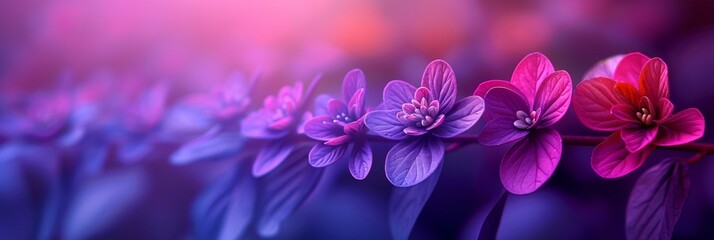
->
[1,52,710,239]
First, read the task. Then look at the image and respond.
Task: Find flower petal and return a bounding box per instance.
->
[364,110,408,140]
[308,144,347,167]
[483,87,529,122]
[432,96,485,138]
[655,108,705,146]
[241,110,288,139]
[510,52,555,103]
[385,137,444,187]
[613,52,650,87]
[347,88,366,118]
[324,135,352,146]
[478,118,529,146]
[533,70,572,127]
[621,127,658,153]
[573,77,629,131]
[170,129,246,165]
[327,99,348,116]
[656,98,674,121]
[500,128,561,195]
[383,80,417,110]
[253,140,294,177]
[592,132,655,178]
[421,60,457,112]
[614,82,641,106]
[473,80,526,98]
[583,54,624,80]
[303,116,344,141]
[348,141,373,180]
[638,58,670,102]
[610,104,640,124]
[343,69,366,103]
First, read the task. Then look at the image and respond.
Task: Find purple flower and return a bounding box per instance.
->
[241,76,320,177]
[474,52,572,194]
[303,69,373,180]
[365,60,484,187]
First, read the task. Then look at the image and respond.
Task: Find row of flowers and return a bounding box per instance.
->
[0,51,706,239]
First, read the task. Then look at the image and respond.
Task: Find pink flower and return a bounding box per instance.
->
[474,53,572,194]
[574,53,705,178]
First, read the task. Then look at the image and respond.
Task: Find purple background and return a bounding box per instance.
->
[1,0,714,239]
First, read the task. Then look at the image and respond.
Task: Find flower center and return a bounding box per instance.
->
[636,108,654,126]
[398,96,445,131]
[514,110,538,130]
[331,112,353,126]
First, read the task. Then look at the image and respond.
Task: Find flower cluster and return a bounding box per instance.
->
[0,52,708,240]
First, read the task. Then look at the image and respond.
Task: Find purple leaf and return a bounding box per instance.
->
[385,137,444,187]
[383,80,417,110]
[478,192,509,240]
[343,69,366,103]
[63,168,148,240]
[192,160,255,240]
[364,109,408,140]
[253,140,295,177]
[478,118,529,146]
[348,140,373,180]
[626,159,690,240]
[421,60,457,112]
[432,96,485,138]
[533,70,572,127]
[256,145,324,237]
[500,128,561,195]
[170,127,246,165]
[308,143,347,167]
[389,165,442,240]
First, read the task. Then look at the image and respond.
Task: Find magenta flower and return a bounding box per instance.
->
[241,80,315,177]
[303,69,372,180]
[474,52,572,194]
[574,52,705,178]
[365,60,484,187]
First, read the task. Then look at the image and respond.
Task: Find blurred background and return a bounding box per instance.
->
[1,0,714,239]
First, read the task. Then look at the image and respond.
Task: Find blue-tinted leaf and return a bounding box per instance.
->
[62,169,148,240]
[255,145,324,237]
[170,127,245,165]
[389,165,442,240]
[478,192,509,240]
[253,140,294,177]
[626,158,690,240]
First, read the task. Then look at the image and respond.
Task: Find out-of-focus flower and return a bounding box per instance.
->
[303,69,373,180]
[241,76,320,176]
[474,52,572,194]
[574,53,705,178]
[115,82,170,163]
[365,60,484,187]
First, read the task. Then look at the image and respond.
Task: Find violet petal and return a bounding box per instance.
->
[500,128,562,194]
[421,60,457,112]
[253,140,294,177]
[432,96,484,138]
[385,137,444,187]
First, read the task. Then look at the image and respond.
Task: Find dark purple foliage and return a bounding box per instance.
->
[626,158,690,240]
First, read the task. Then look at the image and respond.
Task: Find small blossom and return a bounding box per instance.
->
[303,69,373,180]
[474,52,572,194]
[365,60,484,187]
[574,52,705,178]
[241,75,321,177]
